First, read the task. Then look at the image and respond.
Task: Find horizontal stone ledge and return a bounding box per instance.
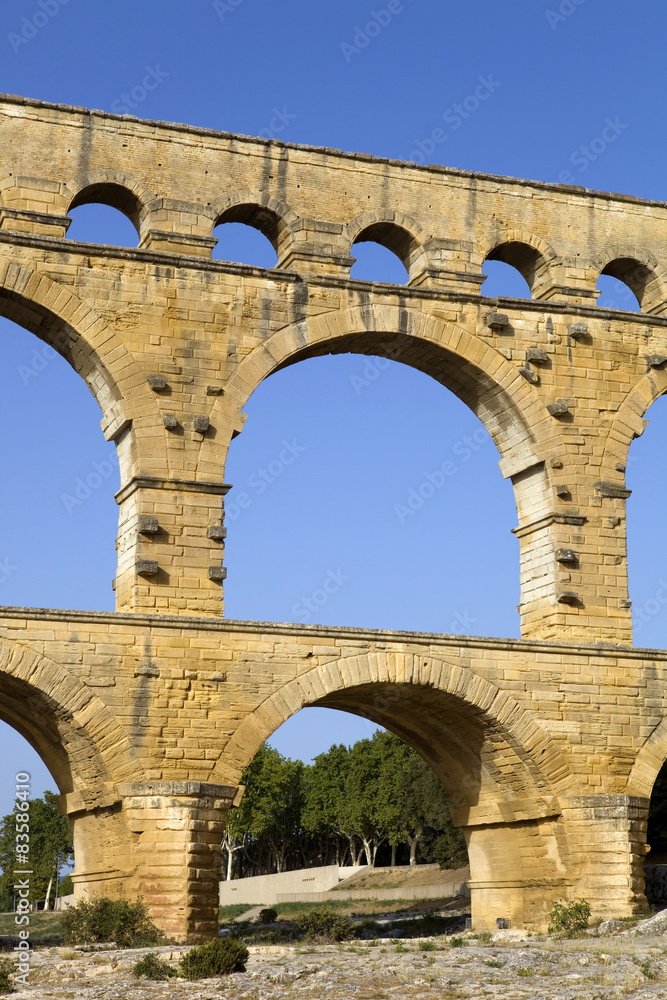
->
[453,795,561,827]
[512,511,588,538]
[57,786,122,816]
[0,603,648,656]
[115,476,231,504]
[497,455,545,481]
[468,878,572,890]
[70,868,130,884]
[117,781,242,803]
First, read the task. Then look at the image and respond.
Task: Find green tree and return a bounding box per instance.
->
[302,744,361,865]
[344,732,398,866]
[223,745,303,876]
[0,791,73,910]
[399,756,468,868]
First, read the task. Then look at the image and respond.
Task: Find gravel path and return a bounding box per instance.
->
[9,933,667,999]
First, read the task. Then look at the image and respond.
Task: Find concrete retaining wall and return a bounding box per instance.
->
[220,865,364,906]
[220,864,470,906]
[276,882,470,904]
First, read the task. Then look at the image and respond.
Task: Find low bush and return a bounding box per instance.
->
[548,899,591,937]
[133,952,178,981]
[61,896,165,948]
[179,938,249,980]
[257,907,278,924]
[296,907,353,943]
[0,959,14,994]
[418,939,436,952]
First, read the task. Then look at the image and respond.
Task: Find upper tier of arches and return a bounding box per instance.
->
[3,163,667,313]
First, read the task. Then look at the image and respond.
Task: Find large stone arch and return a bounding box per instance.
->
[0,637,140,799]
[219,302,551,474]
[627,714,667,799]
[601,367,667,481]
[214,302,555,542]
[0,259,131,414]
[218,651,578,802]
[0,258,168,473]
[218,649,580,930]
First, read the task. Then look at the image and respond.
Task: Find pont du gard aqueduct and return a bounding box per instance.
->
[4,92,667,943]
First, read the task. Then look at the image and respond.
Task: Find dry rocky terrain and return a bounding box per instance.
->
[10,915,667,1000]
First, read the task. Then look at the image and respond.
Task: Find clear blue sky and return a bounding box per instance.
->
[1,0,667,815]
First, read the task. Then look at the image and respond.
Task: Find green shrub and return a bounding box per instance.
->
[449,935,465,948]
[0,959,14,994]
[471,930,492,943]
[61,896,165,947]
[517,967,535,977]
[548,899,591,937]
[257,907,278,924]
[295,907,353,942]
[133,952,178,981]
[418,940,436,951]
[59,875,74,896]
[179,938,249,980]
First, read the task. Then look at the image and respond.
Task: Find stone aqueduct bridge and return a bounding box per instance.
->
[3,94,667,941]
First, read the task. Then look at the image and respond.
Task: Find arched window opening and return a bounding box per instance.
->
[212,221,278,268]
[350,223,415,284]
[350,241,409,283]
[627,394,667,647]
[481,259,531,298]
[482,242,546,299]
[223,354,518,637]
[221,710,468,884]
[213,204,281,267]
[67,183,141,247]
[596,265,643,311]
[0,316,119,611]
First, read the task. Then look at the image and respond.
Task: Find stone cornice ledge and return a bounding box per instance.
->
[0,605,659,659]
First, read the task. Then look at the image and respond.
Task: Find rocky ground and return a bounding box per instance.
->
[10,920,667,1000]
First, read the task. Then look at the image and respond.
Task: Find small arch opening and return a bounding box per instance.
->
[212,222,278,268]
[350,223,415,284]
[67,183,141,246]
[212,204,281,267]
[596,260,646,311]
[482,242,540,299]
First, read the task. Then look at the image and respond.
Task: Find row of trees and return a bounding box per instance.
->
[0,731,469,907]
[223,730,468,879]
[0,790,73,910]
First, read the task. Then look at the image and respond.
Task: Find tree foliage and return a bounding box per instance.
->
[0,791,73,910]
[223,730,468,878]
